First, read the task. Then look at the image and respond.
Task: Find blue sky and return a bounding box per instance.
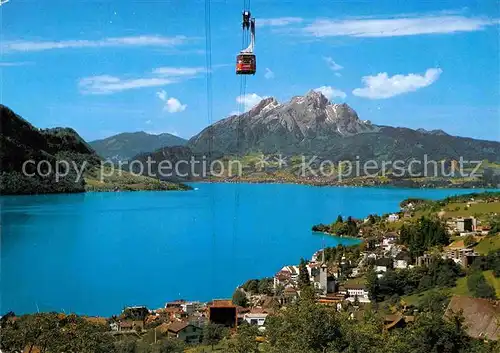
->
[1,0,499,142]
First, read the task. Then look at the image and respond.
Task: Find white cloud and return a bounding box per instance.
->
[323,57,343,71]
[264,68,275,79]
[78,66,204,95]
[314,86,347,100]
[153,67,205,76]
[145,120,152,125]
[352,68,443,99]
[236,93,266,111]
[0,61,32,67]
[258,17,304,27]
[156,90,167,101]
[304,15,497,38]
[2,35,187,52]
[165,98,186,113]
[79,75,173,95]
[335,72,342,77]
[157,90,187,113]
[0,0,10,7]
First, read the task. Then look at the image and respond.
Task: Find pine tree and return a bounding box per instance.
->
[298,258,310,289]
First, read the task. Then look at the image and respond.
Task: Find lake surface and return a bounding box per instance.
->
[0,183,490,316]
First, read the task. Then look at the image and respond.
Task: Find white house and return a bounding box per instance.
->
[395,260,408,269]
[455,217,477,233]
[382,233,398,248]
[388,214,400,222]
[375,265,388,278]
[181,302,200,315]
[340,284,370,303]
[394,251,411,269]
[311,249,323,263]
[244,313,268,326]
[281,265,299,281]
[274,270,292,289]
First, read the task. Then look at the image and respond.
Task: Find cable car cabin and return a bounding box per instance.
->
[236,53,256,75]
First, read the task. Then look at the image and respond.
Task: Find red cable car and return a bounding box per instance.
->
[236,11,256,75]
[236,53,256,75]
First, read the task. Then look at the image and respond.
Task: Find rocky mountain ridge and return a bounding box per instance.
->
[185,90,499,162]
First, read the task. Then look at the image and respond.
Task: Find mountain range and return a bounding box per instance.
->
[89,131,186,162]
[125,91,500,185]
[2,90,500,193]
[187,90,500,162]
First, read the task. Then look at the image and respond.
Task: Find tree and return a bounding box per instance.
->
[467,271,496,299]
[114,340,136,353]
[486,250,500,277]
[300,285,317,302]
[416,290,450,314]
[298,258,310,289]
[366,269,381,301]
[203,323,227,350]
[157,338,185,353]
[336,215,343,223]
[463,235,476,248]
[488,215,500,234]
[258,278,273,295]
[0,313,114,353]
[242,279,259,294]
[227,323,259,353]
[398,311,470,353]
[265,296,342,352]
[232,288,248,307]
[400,217,449,258]
[345,216,358,237]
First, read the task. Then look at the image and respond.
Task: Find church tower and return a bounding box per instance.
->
[319,249,327,295]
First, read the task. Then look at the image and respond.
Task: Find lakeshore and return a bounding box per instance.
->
[2,191,499,353]
[188,174,496,189]
[1,183,491,316]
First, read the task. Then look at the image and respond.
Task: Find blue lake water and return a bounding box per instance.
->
[0,183,491,316]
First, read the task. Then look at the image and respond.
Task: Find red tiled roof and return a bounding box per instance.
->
[156,322,170,334]
[237,306,250,313]
[168,321,190,333]
[210,299,235,308]
[275,271,291,280]
[308,262,321,268]
[145,315,159,324]
[384,314,404,330]
[120,321,133,328]
[247,307,272,314]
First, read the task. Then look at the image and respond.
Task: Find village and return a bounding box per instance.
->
[75,193,500,347]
